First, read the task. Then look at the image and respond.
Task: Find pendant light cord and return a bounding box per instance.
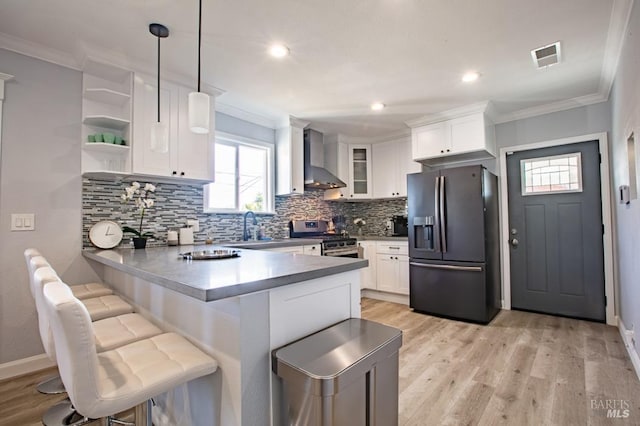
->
[197,0,202,92]
[157,36,161,123]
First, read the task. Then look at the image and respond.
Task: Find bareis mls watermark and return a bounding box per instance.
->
[590,399,631,419]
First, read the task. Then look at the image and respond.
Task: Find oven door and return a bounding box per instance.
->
[322,247,359,258]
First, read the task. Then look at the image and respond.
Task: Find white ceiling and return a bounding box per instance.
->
[0,0,630,137]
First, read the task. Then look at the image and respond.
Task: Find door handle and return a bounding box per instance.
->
[410,262,483,272]
[510,238,519,247]
[440,175,447,253]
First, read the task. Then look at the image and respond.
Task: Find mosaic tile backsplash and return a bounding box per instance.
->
[82,179,408,248]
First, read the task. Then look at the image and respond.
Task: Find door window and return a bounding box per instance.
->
[520,152,582,195]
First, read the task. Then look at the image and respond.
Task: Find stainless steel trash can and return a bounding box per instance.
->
[272,318,403,426]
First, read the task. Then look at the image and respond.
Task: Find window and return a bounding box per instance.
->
[204,134,274,213]
[521,152,582,195]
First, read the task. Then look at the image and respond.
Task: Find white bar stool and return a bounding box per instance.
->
[24,248,113,300]
[25,253,133,396]
[43,280,218,426]
[29,255,134,321]
[32,267,163,426]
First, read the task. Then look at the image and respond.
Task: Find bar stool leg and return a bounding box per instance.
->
[42,398,91,426]
[106,401,151,426]
[36,374,66,394]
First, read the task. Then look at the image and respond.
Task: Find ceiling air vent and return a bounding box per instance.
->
[531,41,561,68]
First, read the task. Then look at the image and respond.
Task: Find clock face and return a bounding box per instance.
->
[89,221,123,249]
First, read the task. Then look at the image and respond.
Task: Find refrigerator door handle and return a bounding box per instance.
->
[434,176,441,252]
[440,175,447,253]
[409,262,483,272]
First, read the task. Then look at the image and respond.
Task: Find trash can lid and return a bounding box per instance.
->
[273,318,402,383]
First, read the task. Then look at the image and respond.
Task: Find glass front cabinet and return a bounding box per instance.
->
[348,144,372,199]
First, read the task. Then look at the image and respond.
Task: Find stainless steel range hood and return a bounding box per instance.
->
[304,129,346,189]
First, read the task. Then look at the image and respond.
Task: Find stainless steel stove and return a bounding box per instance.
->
[289,220,359,257]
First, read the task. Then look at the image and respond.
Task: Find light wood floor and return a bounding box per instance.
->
[361,298,640,426]
[1,299,639,425]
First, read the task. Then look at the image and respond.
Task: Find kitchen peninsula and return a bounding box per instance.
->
[83,245,367,426]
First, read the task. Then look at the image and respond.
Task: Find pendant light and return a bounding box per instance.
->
[188,0,210,134]
[149,23,170,153]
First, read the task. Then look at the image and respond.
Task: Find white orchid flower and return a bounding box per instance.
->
[144,183,156,192]
[144,199,155,208]
[131,181,141,189]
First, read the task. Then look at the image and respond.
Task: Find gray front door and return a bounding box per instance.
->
[507,140,605,321]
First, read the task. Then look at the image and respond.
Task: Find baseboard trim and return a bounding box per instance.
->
[0,353,54,381]
[361,289,409,305]
[618,317,640,381]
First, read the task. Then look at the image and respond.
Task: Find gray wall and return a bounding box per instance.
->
[611,2,640,359]
[495,100,612,151]
[0,49,101,363]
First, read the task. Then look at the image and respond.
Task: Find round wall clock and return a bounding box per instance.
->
[89,221,123,249]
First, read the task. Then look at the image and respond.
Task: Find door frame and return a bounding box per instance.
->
[498,132,615,325]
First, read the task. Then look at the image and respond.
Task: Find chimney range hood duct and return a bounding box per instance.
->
[304,129,346,190]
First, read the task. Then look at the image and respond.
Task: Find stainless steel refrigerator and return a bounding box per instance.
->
[407,165,501,323]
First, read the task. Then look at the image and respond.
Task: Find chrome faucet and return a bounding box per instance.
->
[243,211,258,241]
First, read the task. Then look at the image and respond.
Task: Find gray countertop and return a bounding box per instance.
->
[221,238,320,249]
[83,245,367,302]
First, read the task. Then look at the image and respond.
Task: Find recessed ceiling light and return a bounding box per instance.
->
[371,102,385,111]
[269,44,290,58]
[462,72,480,83]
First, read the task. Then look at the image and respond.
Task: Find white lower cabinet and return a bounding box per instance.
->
[302,244,322,256]
[266,246,304,254]
[357,241,377,290]
[374,241,409,295]
[397,255,410,294]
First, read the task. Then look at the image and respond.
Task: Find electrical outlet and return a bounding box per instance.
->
[187,219,199,232]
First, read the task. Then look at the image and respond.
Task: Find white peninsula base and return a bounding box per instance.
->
[99,265,361,426]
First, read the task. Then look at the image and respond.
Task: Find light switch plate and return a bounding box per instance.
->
[11,213,35,231]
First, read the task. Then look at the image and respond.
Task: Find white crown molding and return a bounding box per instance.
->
[493,92,609,124]
[0,72,13,100]
[405,101,490,128]
[368,128,412,144]
[216,102,281,129]
[599,0,634,99]
[289,116,310,129]
[0,32,227,97]
[0,31,81,70]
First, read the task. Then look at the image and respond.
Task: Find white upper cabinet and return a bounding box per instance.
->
[81,58,133,179]
[348,144,372,199]
[276,118,307,195]
[176,87,214,181]
[132,74,215,183]
[411,121,448,160]
[408,103,496,166]
[372,138,421,199]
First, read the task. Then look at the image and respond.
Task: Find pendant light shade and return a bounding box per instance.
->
[188,0,210,134]
[149,23,170,153]
[150,122,169,152]
[188,92,210,134]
